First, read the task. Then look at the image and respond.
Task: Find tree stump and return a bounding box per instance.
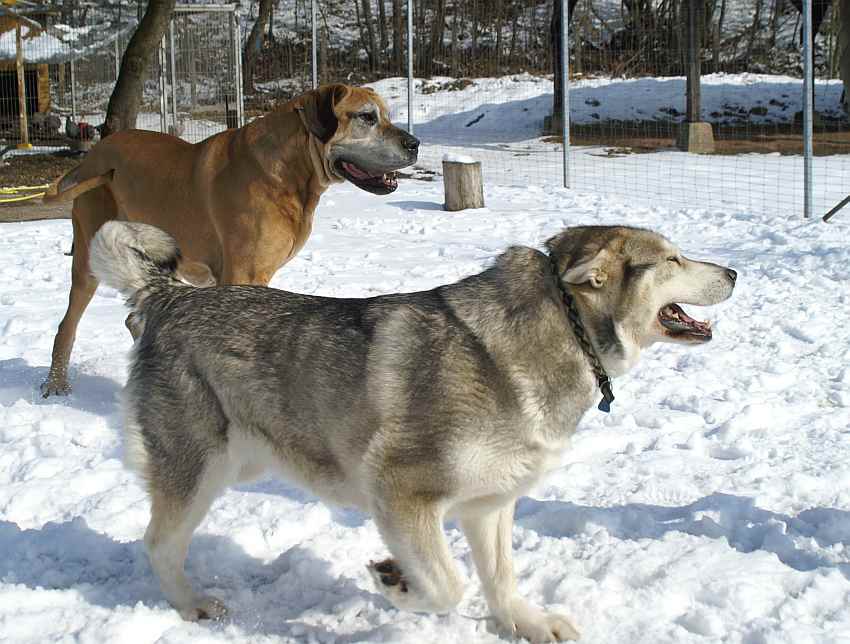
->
[443,159,484,211]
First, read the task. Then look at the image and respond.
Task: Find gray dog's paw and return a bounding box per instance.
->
[177,595,228,621]
[368,558,408,593]
[509,600,580,642]
[40,377,71,398]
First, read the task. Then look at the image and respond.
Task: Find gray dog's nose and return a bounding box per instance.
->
[726,268,737,283]
[403,134,420,152]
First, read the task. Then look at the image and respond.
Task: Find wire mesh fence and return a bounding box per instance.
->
[1,1,848,220]
[243,0,850,217]
[560,0,849,218]
[0,3,239,152]
[164,6,242,144]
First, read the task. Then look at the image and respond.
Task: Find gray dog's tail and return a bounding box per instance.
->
[89,222,182,305]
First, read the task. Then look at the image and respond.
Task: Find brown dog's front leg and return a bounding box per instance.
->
[42,269,97,397]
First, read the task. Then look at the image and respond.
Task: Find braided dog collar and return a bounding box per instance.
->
[550,256,615,413]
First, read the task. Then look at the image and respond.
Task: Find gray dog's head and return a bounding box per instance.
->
[547,226,737,376]
[295,84,419,195]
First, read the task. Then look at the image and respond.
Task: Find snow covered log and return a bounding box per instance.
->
[442,156,484,211]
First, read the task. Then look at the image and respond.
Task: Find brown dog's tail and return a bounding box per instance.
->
[42,167,114,204]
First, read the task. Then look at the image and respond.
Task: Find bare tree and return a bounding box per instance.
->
[102,0,176,137]
[377,0,389,60]
[392,0,403,74]
[243,0,275,94]
[359,0,378,72]
[425,0,446,76]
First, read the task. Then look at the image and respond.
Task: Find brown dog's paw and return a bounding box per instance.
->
[40,377,71,398]
[368,558,408,593]
[177,595,228,621]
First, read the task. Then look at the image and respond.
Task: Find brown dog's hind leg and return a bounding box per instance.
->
[42,188,115,397]
[42,217,97,397]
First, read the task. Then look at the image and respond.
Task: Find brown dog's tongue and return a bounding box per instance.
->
[343,161,373,180]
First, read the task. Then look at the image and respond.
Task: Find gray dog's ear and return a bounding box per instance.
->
[562,249,611,288]
[295,84,349,143]
[546,227,611,289]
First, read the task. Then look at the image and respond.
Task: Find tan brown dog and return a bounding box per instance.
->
[41,84,419,397]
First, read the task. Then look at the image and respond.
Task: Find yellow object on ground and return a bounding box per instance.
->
[0,184,49,203]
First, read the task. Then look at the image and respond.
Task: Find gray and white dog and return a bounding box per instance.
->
[90,221,736,642]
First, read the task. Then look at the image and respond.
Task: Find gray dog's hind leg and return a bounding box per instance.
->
[144,455,233,621]
[461,503,580,642]
[369,498,465,614]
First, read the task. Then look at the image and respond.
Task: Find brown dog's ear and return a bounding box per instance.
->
[295,84,349,143]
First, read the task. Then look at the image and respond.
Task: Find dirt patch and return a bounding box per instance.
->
[0,153,79,189]
[0,154,78,222]
[547,122,850,156]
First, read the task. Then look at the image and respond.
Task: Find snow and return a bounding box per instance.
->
[364,74,850,216]
[0,26,67,64]
[0,23,130,65]
[442,153,478,164]
[2,167,850,642]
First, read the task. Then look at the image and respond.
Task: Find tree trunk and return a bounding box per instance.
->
[425,0,446,76]
[443,160,484,211]
[450,0,459,75]
[102,0,176,138]
[494,0,503,75]
[745,0,762,63]
[392,0,403,74]
[378,0,389,62]
[361,0,378,72]
[242,0,275,95]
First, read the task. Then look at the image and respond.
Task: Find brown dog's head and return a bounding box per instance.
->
[295,84,419,195]
[547,226,737,376]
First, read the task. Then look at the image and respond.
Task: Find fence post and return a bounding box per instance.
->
[169,19,178,134]
[677,0,714,153]
[114,35,120,80]
[407,0,413,135]
[158,35,167,134]
[231,9,244,127]
[311,0,318,89]
[802,0,814,219]
[560,0,570,188]
[70,58,77,121]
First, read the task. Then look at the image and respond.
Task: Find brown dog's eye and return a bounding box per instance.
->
[667,256,681,266]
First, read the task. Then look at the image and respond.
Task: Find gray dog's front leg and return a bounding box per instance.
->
[461,502,580,642]
[369,498,466,614]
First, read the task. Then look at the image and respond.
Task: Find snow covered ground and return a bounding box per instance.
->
[1,175,849,643]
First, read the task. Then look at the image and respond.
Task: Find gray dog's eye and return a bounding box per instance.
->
[667,256,681,266]
[358,112,378,125]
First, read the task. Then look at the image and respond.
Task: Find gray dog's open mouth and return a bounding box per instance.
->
[335,160,399,195]
[658,303,712,342]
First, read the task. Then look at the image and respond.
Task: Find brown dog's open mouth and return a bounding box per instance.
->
[335,160,399,195]
[658,303,712,342]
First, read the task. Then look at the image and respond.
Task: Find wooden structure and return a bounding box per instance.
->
[443,159,484,211]
[0,10,51,147]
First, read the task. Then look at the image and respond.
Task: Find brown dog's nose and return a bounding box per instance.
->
[726,268,737,283]
[402,134,420,152]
